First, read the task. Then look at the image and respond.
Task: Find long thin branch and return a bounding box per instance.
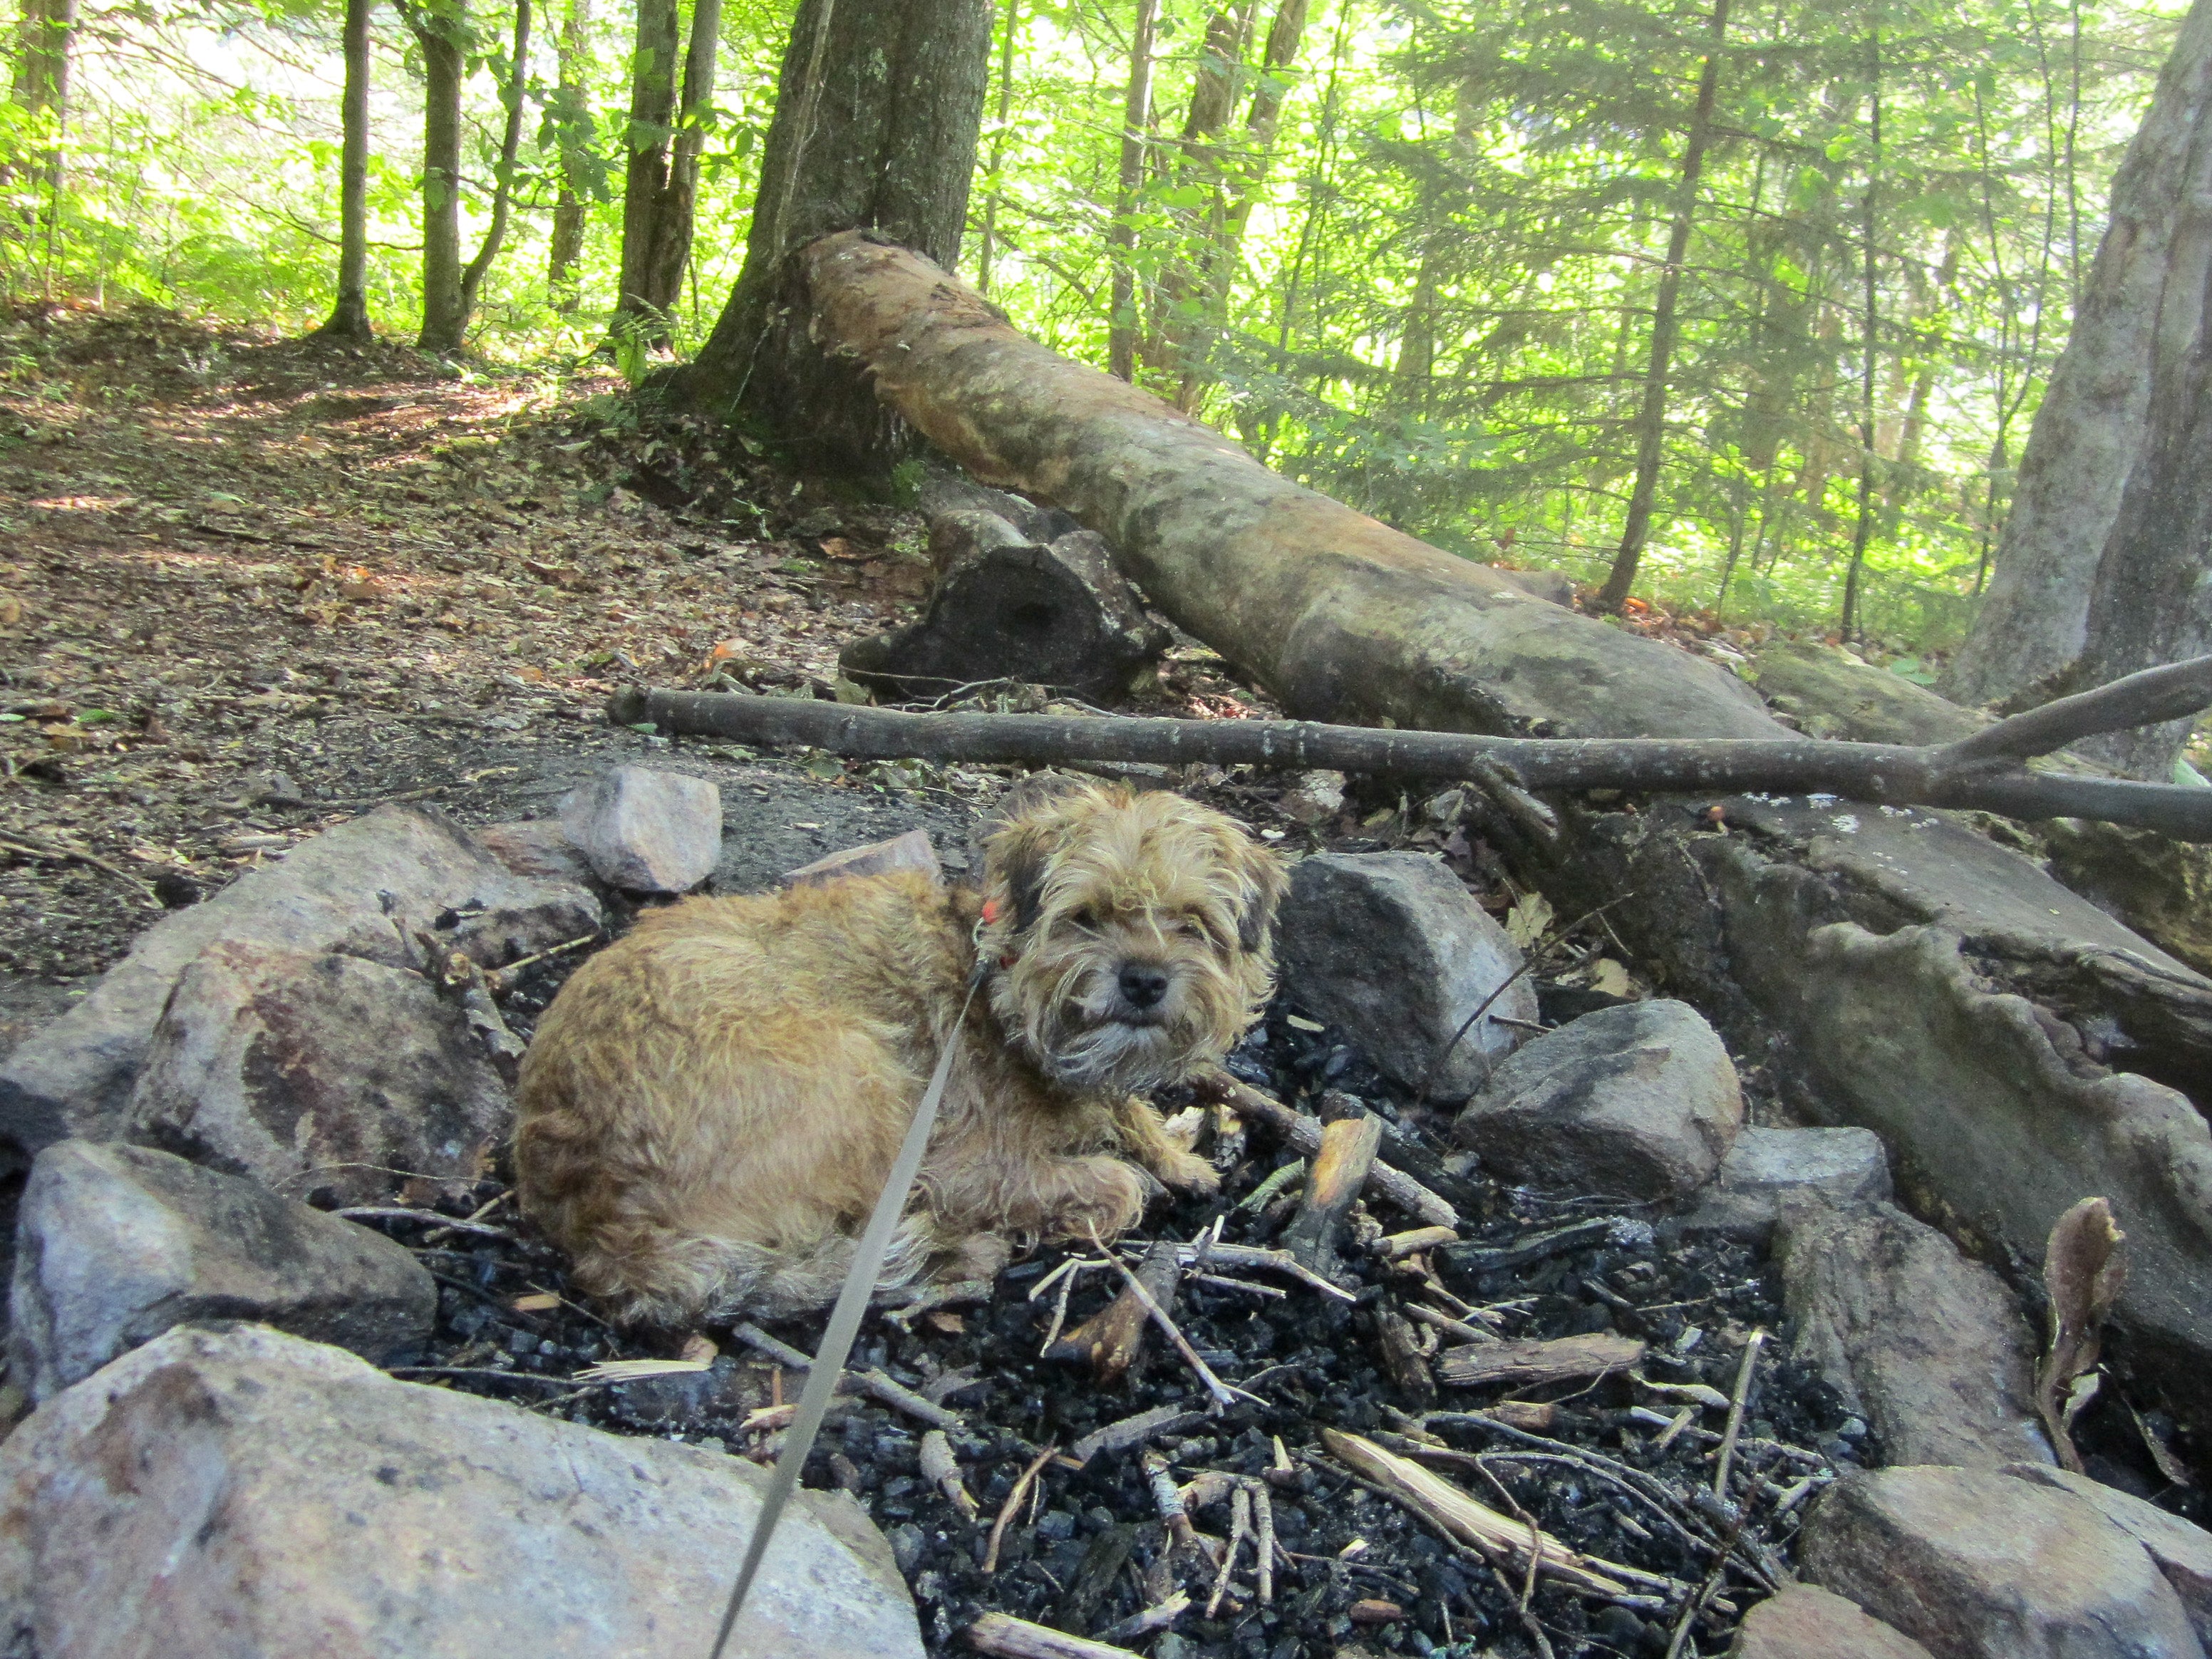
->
[608,663,2212,839]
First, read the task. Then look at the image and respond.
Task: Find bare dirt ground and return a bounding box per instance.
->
[0,302,1286,1045]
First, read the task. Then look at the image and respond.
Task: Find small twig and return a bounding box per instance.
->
[1712,1329,1767,1499]
[732,1321,961,1431]
[1402,1301,1498,1346]
[420,1189,514,1249]
[486,931,599,993]
[983,1442,1062,1574]
[1249,1479,1276,1607]
[920,1428,979,1521]
[1038,1266,1080,1357]
[1143,1448,1210,1561]
[1189,1271,1286,1298]
[1095,1226,1254,1409]
[338,1205,514,1239]
[1096,1593,1191,1646]
[0,834,162,905]
[1206,1483,1251,1616]
[1237,1157,1306,1211]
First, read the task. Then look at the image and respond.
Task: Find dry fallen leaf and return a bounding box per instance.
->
[1588,957,1633,997]
[2037,1195,2126,1472]
[678,1332,719,1365]
[1506,890,1554,949]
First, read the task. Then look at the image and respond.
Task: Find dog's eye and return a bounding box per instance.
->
[1070,906,1100,931]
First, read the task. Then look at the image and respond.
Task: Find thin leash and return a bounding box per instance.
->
[705,916,994,1659]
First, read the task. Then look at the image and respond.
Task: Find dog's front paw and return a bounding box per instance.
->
[1154,1145,1221,1196]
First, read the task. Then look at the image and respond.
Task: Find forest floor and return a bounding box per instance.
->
[0,299,1304,1050]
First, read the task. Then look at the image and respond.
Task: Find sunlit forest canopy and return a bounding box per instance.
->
[0,0,2186,646]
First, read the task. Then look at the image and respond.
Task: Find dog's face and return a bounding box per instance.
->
[980,783,1285,1093]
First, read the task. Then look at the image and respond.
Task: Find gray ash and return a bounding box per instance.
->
[360,1001,1859,1659]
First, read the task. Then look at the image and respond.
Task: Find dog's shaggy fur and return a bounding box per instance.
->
[513,784,1284,1326]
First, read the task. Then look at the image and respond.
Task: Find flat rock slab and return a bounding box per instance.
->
[1277,852,1537,1100]
[8,1140,433,1402]
[1777,1194,2050,1469]
[1730,1583,1936,1658]
[1802,1464,2205,1659]
[2005,1463,2212,1643]
[125,940,512,1207]
[0,805,599,1153]
[782,827,942,887]
[0,1324,924,1659]
[1453,999,1743,1201]
[560,764,722,893]
[1686,1125,1892,1240]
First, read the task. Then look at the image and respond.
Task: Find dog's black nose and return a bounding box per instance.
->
[1117,963,1170,1009]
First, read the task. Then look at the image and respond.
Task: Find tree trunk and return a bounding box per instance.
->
[1172,0,1310,408]
[1597,0,1730,610]
[614,0,680,334]
[1157,6,1254,406]
[1943,0,2212,708]
[1839,46,1881,644]
[973,0,1019,299]
[458,0,533,325]
[10,0,78,224]
[314,0,377,341]
[1107,0,1162,384]
[546,0,592,312]
[792,228,2212,1438]
[614,0,715,342]
[2069,179,2212,778]
[661,0,990,467]
[410,0,469,353]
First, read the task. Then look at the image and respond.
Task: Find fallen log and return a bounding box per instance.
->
[784,229,2212,1437]
[610,659,2212,838]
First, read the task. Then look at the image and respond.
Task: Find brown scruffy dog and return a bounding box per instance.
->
[514,783,1285,1327]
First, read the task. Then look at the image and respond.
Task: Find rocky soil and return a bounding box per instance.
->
[4,303,2211,1659]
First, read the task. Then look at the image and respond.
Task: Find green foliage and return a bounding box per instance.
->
[0,0,2188,660]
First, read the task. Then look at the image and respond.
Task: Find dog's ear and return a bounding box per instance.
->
[987,820,1053,933]
[1233,842,1288,954]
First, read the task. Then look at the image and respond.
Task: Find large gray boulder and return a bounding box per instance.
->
[0,806,598,1154]
[8,1140,434,1402]
[2005,1464,2212,1644]
[1277,852,1538,1099]
[1729,1583,1936,1658]
[0,1324,925,1659]
[1453,999,1743,1200]
[1801,1465,2204,1659]
[1777,1194,2051,1469]
[125,940,512,1206]
[559,765,722,894]
[1686,1125,1893,1240]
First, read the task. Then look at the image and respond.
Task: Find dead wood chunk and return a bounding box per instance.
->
[1348,1600,1405,1626]
[1280,1113,1385,1278]
[841,510,1168,703]
[1437,1331,1646,1390]
[1484,1400,1557,1432]
[966,1611,1142,1659]
[1375,1308,1437,1407]
[1045,1239,1180,1382]
[1068,1403,1209,1466]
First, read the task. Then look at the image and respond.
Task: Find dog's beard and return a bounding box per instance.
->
[992,949,1244,1094]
